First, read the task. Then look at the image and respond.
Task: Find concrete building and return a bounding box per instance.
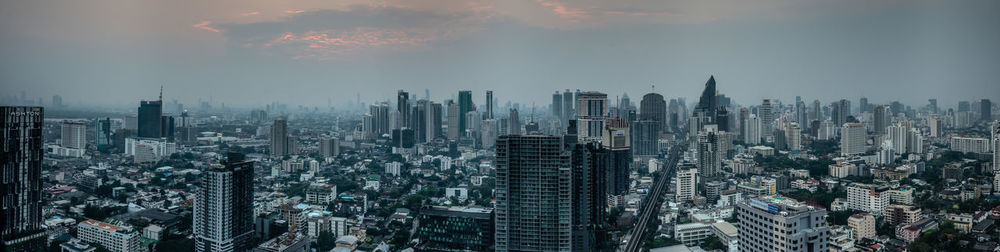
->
[77,219,140,252]
[676,167,699,202]
[194,153,255,252]
[840,123,866,156]
[846,183,890,216]
[494,135,571,252]
[737,196,829,252]
[847,213,876,241]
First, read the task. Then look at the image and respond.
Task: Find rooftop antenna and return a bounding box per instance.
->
[159,85,163,102]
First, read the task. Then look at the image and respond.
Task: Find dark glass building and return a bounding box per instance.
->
[458,90,474,132]
[417,206,494,251]
[1,106,46,251]
[495,134,571,252]
[639,93,666,133]
[137,100,163,138]
[194,152,255,252]
[569,143,606,252]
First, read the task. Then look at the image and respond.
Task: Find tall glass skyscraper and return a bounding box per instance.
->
[495,135,571,252]
[1,106,46,251]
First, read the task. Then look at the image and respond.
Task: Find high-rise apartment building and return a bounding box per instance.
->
[0,106,46,251]
[270,118,291,157]
[737,196,830,252]
[495,135,571,252]
[552,91,563,120]
[397,90,410,128]
[576,92,608,143]
[603,118,630,195]
[841,123,866,156]
[676,167,698,202]
[458,90,474,133]
[61,121,87,149]
[874,105,891,135]
[982,99,992,122]
[697,128,721,177]
[760,99,774,141]
[194,152,255,252]
[138,100,163,138]
[847,213,876,241]
[846,183,890,216]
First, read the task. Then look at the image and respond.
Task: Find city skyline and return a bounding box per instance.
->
[2,0,999,107]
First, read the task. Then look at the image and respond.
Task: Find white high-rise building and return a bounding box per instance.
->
[743,114,761,145]
[61,121,87,149]
[818,120,836,140]
[950,136,991,154]
[676,167,698,202]
[846,183,890,216]
[576,91,608,143]
[194,154,255,252]
[841,123,866,156]
[993,123,1000,189]
[786,122,801,151]
[760,99,774,141]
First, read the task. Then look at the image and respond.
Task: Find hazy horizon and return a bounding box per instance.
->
[2,0,999,109]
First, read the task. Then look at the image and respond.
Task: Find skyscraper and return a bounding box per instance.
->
[760,99,774,141]
[270,118,290,157]
[743,114,761,145]
[982,99,992,122]
[874,105,891,135]
[458,90,474,133]
[447,101,461,140]
[486,90,494,119]
[495,135,571,252]
[194,152,255,252]
[603,118,631,195]
[841,123,866,156]
[993,123,1000,190]
[61,121,87,149]
[1,106,46,251]
[697,127,720,177]
[675,166,698,202]
[569,142,606,252]
[737,196,830,252]
[576,92,608,143]
[508,109,521,135]
[397,90,410,128]
[552,91,563,120]
[138,100,163,138]
[563,89,574,123]
[691,76,720,136]
[639,93,666,133]
[630,120,658,157]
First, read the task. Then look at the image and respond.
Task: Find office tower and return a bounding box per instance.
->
[447,101,461,140]
[482,119,499,149]
[668,99,680,132]
[993,123,999,190]
[552,92,563,120]
[161,115,175,142]
[737,197,829,252]
[697,128,721,177]
[874,105,891,135]
[412,101,427,143]
[738,107,749,139]
[576,92,608,142]
[859,97,869,114]
[716,107,730,132]
[841,123,866,155]
[603,118,631,196]
[495,135,571,252]
[486,90,494,119]
[928,99,938,114]
[95,117,113,149]
[368,103,391,136]
[675,166,698,202]
[743,114,761,145]
[392,128,415,149]
[397,90,410,129]
[319,137,340,158]
[831,99,850,126]
[569,143,606,251]
[1,106,46,251]
[639,93,666,133]
[982,99,992,122]
[138,100,163,138]
[61,121,87,149]
[786,122,801,151]
[959,101,971,112]
[270,118,290,157]
[458,90,474,133]
[631,120,658,157]
[194,152,254,252]
[508,109,521,135]
[250,109,268,124]
[563,89,574,123]
[929,117,943,138]
[418,206,494,251]
[811,100,821,122]
[691,77,720,137]
[760,99,773,141]
[794,100,807,125]
[890,101,904,116]
[428,102,443,142]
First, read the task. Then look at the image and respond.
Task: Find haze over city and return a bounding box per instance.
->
[2,0,999,108]
[2,1,1000,252]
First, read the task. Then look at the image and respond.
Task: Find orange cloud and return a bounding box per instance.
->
[534,0,588,20]
[192,21,221,33]
[241,11,261,17]
[286,10,305,14]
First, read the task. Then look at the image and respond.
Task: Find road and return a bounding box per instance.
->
[621,142,684,252]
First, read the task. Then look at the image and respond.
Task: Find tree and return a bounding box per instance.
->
[702,236,726,251]
[315,231,337,251]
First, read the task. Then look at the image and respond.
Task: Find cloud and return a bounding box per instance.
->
[221,4,489,60]
[285,10,306,14]
[533,0,589,21]
[241,11,261,17]
[192,21,221,33]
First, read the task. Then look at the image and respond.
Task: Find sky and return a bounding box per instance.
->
[1,0,998,109]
